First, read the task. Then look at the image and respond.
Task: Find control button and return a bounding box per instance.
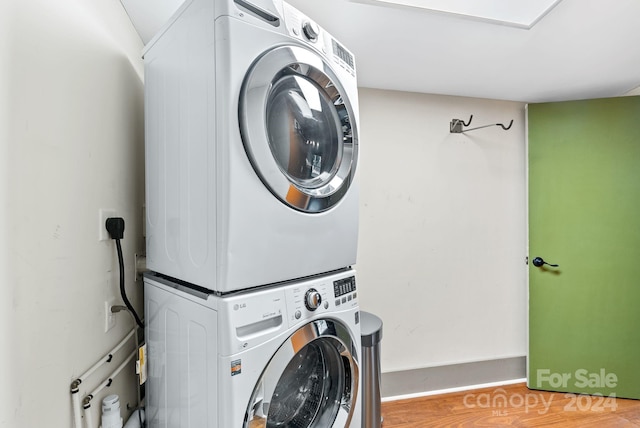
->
[347,295,352,301]
[335,299,341,306]
[324,301,329,310]
[353,292,357,299]
[305,288,322,311]
[295,310,301,319]
[341,297,347,304]
[302,21,319,42]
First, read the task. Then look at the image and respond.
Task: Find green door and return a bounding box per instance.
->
[528,96,640,399]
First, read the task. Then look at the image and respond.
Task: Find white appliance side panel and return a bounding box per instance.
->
[145,279,219,428]
[144,0,217,282]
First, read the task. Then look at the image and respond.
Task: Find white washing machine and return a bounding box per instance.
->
[143,0,360,293]
[144,269,361,427]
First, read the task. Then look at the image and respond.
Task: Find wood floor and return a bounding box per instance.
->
[380,382,640,427]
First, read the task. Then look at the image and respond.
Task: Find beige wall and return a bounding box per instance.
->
[356,88,528,374]
[1,1,145,426]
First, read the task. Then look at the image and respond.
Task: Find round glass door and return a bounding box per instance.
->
[244,319,359,428]
[240,45,358,213]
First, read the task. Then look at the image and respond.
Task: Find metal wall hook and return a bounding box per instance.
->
[449,115,514,133]
[498,120,514,131]
[450,115,472,133]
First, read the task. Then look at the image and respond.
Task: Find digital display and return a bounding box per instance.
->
[332,40,354,69]
[334,276,357,297]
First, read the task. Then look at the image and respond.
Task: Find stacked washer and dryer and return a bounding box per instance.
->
[142,0,362,426]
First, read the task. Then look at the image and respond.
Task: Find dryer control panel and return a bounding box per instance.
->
[281,1,356,77]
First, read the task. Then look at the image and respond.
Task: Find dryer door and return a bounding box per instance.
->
[240,45,358,213]
[244,319,359,428]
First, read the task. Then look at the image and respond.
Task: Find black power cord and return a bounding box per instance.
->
[106,217,144,330]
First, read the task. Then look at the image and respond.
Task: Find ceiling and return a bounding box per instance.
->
[286,0,640,102]
[355,0,563,29]
[120,0,640,103]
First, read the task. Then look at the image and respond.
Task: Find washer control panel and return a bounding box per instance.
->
[333,275,357,308]
[285,272,357,326]
[286,282,331,324]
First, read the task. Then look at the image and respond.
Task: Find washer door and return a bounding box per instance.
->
[240,45,358,213]
[244,319,359,428]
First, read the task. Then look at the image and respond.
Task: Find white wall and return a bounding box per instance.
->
[1,1,145,427]
[356,88,528,374]
[0,1,13,425]
[625,86,640,96]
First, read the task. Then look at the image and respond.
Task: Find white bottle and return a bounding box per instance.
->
[101,395,123,428]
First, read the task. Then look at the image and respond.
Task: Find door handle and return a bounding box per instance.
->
[532,257,559,268]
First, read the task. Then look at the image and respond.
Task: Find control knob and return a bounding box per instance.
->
[304,288,322,311]
[302,21,319,42]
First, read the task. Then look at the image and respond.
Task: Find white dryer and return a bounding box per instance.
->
[144,269,361,427]
[143,0,360,292]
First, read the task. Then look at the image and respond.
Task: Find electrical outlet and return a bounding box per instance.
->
[99,209,117,241]
[104,300,116,333]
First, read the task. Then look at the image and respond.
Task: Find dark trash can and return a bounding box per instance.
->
[360,311,383,428]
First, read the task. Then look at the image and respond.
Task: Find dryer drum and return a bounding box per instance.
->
[266,75,343,190]
[240,45,359,213]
